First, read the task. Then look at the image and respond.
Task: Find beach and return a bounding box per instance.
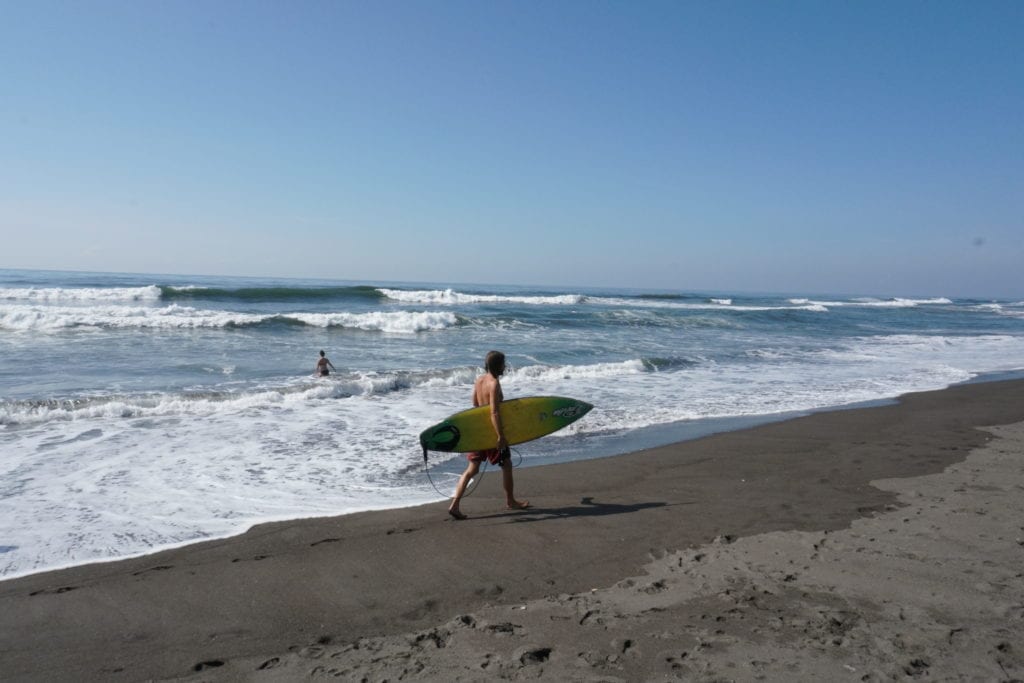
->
[1,378,1022,681]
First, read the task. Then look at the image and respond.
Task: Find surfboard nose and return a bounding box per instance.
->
[552,401,592,420]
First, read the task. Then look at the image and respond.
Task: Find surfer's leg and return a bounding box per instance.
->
[501,459,528,510]
[449,460,480,518]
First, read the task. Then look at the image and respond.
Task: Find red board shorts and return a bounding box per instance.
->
[468,448,507,465]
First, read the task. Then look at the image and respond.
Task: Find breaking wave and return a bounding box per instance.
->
[378,288,585,305]
[0,304,459,333]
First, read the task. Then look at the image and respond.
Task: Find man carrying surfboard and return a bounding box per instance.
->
[448,350,529,520]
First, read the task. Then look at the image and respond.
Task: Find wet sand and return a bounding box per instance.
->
[1,379,1023,681]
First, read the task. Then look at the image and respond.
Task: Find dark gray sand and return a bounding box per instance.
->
[2,379,1023,681]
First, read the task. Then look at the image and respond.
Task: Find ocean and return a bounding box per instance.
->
[2,268,1023,579]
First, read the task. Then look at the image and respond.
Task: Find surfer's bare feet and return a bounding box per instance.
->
[506,500,530,510]
[448,508,467,520]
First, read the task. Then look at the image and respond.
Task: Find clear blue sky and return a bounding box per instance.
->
[2,1,1022,297]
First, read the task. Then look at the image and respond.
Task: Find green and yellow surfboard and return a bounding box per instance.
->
[419,396,593,454]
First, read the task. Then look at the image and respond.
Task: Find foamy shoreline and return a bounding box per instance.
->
[1,379,1023,681]
[4,371,1018,584]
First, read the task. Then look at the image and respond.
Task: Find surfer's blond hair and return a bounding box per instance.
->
[485,350,505,376]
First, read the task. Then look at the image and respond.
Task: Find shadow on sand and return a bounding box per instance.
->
[475,496,692,523]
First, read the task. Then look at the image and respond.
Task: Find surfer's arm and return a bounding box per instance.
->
[488,386,507,449]
[489,404,507,449]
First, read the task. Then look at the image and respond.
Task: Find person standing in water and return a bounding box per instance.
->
[448,350,529,520]
[315,350,336,377]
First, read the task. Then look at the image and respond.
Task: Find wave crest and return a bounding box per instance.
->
[0,286,162,302]
[0,304,459,333]
[378,288,585,305]
[507,359,648,382]
[161,285,383,302]
[790,297,953,308]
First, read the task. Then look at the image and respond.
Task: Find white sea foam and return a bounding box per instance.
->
[591,297,827,312]
[0,361,646,428]
[0,304,459,333]
[0,372,482,429]
[2,387,306,426]
[382,288,831,313]
[286,310,458,333]
[0,303,265,331]
[0,285,162,302]
[981,302,1024,319]
[0,396,444,579]
[790,297,953,308]
[745,334,1024,370]
[379,288,584,305]
[596,309,744,329]
[895,297,953,305]
[507,359,647,382]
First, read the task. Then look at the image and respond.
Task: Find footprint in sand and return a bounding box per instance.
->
[29,585,78,596]
[257,657,281,670]
[641,580,668,594]
[516,646,552,665]
[310,537,342,547]
[193,660,224,671]
[291,644,325,659]
[133,565,173,576]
